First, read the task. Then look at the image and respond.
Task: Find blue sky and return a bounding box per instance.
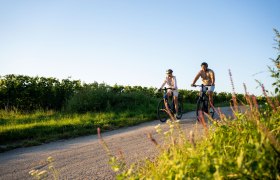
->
[1,0,280,96]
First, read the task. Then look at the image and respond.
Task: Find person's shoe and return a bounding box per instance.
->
[175,113,179,119]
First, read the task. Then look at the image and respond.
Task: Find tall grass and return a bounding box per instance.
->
[105,89,280,179]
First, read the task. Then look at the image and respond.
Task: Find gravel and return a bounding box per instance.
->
[0,107,233,180]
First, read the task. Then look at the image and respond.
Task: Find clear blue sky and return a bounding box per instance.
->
[1,0,280,96]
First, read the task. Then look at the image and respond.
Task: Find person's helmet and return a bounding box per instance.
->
[166,69,173,74]
[201,62,208,68]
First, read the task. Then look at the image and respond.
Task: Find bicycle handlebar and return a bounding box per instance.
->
[191,84,212,88]
[158,87,176,92]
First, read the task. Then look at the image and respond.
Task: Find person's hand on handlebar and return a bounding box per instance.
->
[191,84,196,87]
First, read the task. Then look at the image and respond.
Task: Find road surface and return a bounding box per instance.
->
[0,107,234,180]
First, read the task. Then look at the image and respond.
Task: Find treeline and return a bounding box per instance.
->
[0,74,265,112]
[0,74,82,111]
[65,83,158,113]
[0,74,158,112]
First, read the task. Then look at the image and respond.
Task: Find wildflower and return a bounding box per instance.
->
[164,131,170,136]
[175,120,180,123]
[47,156,54,163]
[154,124,161,130]
[29,170,38,176]
[37,170,48,178]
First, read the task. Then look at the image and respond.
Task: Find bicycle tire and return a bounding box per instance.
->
[203,98,209,113]
[202,97,217,119]
[176,100,183,119]
[209,102,215,118]
[203,96,215,119]
[205,95,215,119]
[196,98,204,121]
[157,99,169,122]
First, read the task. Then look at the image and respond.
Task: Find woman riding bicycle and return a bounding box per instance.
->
[158,69,179,119]
[191,62,215,106]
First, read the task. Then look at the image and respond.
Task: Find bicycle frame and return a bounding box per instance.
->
[157,87,183,122]
[163,87,176,114]
[193,84,214,120]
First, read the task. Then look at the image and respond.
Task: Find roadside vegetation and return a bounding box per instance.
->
[0,74,243,152]
[111,97,280,179]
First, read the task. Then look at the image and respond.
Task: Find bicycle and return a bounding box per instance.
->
[157,87,183,122]
[192,84,215,121]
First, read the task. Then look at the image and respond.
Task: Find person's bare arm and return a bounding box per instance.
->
[159,79,167,89]
[173,76,178,90]
[192,71,201,85]
[210,70,215,85]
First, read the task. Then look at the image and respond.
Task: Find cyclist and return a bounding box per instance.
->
[191,62,215,107]
[158,69,179,118]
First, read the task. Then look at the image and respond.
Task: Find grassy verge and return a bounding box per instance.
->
[0,102,213,152]
[0,110,155,152]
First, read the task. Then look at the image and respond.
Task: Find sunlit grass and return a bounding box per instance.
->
[0,109,159,152]
[0,102,228,152]
[107,95,280,179]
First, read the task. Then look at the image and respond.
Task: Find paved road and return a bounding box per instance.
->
[0,107,234,180]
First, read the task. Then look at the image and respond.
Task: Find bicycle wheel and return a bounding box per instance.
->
[204,98,216,120]
[176,100,183,119]
[203,98,209,113]
[157,99,169,122]
[196,98,204,121]
[209,101,215,118]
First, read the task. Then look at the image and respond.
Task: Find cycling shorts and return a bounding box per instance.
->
[202,85,215,92]
[167,89,179,97]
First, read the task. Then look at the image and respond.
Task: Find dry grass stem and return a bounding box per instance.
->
[189,130,196,148]
[147,133,159,146]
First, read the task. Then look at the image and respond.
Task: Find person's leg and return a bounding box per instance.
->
[163,93,169,110]
[174,96,178,114]
[208,91,213,106]
[207,86,215,114]
[173,90,179,118]
[208,86,215,107]
[164,91,172,113]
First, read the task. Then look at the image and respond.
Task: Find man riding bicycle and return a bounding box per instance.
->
[158,69,179,119]
[191,62,215,107]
